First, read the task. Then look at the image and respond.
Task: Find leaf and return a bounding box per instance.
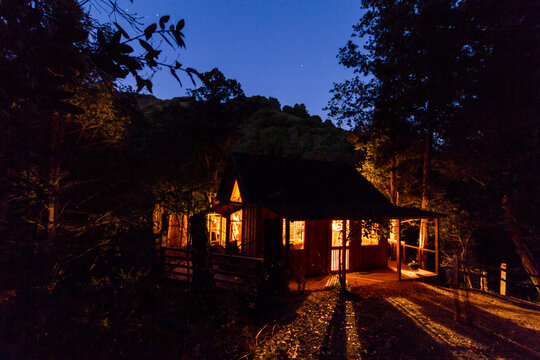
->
[175,61,182,69]
[118,55,142,72]
[135,75,145,92]
[186,71,196,86]
[111,31,121,45]
[176,19,185,31]
[170,68,182,86]
[118,44,134,54]
[159,15,170,29]
[114,22,129,39]
[173,31,185,48]
[138,39,154,53]
[144,23,157,40]
[145,79,153,93]
[97,29,106,45]
[185,67,199,75]
[160,33,174,48]
[184,67,199,86]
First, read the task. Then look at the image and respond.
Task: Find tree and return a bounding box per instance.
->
[236,107,356,162]
[328,0,463,267]
[187,67,244,103]
[330,0,540,294]
[444,0,540,293]
[0,0,192,250]
[282,103,310,119]
[0,2,196,355]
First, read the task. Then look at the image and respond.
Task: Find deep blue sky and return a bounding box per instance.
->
[94,1,364,119]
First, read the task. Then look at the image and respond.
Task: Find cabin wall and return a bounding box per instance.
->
[349,220,388,270]
[242,204,262,257]
[306,220,329,276]
[242,207,389,274]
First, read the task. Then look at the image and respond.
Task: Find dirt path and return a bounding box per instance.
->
[254,282,540,359]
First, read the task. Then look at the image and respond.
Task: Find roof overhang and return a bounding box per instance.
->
[205,201,243,216]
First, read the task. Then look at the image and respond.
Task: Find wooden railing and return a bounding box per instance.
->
[160,246,264,289]
[388,239,437,273]
[447,255,540,300]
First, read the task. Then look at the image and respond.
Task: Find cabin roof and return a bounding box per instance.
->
[215,153,442,220]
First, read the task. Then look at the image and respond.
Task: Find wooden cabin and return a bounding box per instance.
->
[206,153,440,277]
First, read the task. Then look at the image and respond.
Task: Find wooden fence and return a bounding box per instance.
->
[447,255,539,301]
[388,239,438,273]
[159,246,264,289]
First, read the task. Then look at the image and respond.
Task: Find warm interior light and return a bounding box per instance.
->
[230,210,242,244]
[362,221,379,245]
[282,220,305,250]
[206,213,223,245]
[230,180,242,202]
[332,220,350,247]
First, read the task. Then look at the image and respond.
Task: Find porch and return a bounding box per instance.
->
[291,259,438,291]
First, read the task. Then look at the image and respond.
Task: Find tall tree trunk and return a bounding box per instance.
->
[389,155,399,261]
[46,115,60,253]
[46,163,60,252]
[389,155,397,205]
[418,128,432,268]
[502,195,540,296]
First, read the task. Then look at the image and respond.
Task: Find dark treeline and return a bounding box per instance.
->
[328,0,539,295]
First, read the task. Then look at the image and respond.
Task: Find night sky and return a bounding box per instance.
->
[93,0,364,119]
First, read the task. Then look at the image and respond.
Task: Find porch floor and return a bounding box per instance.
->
[289,260,438,291]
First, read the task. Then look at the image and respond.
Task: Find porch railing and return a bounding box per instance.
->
[160,246,264,289]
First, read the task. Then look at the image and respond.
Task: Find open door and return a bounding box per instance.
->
[330,220,350,272]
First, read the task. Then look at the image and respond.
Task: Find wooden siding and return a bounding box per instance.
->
[349,220,388,270]
[305,220,329,276]
[244,207,388,275]
[242,204,262,257]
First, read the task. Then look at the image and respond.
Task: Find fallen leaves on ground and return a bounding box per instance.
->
[254,281,540,359]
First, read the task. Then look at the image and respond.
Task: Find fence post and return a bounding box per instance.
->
[452,255,459,289]
[480,271,488,291]
[451,254,461,322]
[500,263,507,296]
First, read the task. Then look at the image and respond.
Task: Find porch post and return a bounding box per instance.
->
[285,218,291,269]
[396,219,401,280]
[340,219,348,287]
[435,218,439,275]
[225,215,230,251]
[341,220,346,269]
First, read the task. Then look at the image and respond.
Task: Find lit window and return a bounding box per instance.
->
[361,221,379,246]
[389,220,398,241]
[206,213,226,247]
[230,180,242,202]
[282,220,305,250]
[331,220,350,247]
[230,210,243,245]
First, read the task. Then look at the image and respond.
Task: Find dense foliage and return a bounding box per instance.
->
[328,0,540,291]
[0,1,197,358]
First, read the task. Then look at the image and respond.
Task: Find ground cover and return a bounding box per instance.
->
[254,282,540,359]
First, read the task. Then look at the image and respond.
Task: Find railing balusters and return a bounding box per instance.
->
[160,246,263,288]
